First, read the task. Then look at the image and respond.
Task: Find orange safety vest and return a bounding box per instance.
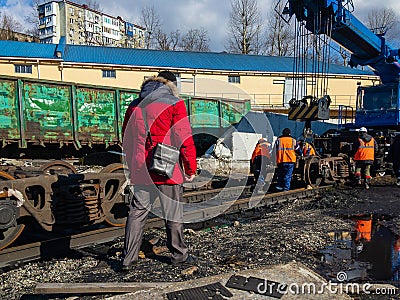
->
[251,141,271,163]
[276,136,296,163]
[303,142,316,156]
[355,219,372,242]
[354,138,375,161]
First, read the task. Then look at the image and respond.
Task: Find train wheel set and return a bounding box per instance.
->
[0,160,129,251]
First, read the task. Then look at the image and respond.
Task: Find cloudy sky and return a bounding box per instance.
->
[1,0,399,52]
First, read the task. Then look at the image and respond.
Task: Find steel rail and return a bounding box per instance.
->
[0,185,332,268]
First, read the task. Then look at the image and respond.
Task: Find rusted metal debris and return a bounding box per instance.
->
[167,282,233,300]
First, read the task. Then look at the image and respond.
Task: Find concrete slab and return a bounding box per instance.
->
[107,261,351,299]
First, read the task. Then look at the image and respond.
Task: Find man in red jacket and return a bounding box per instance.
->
[121,71,197,271]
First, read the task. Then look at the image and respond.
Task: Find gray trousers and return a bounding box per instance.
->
[123,184,188,266]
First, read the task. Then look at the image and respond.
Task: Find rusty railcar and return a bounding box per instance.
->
[0,76,250,159]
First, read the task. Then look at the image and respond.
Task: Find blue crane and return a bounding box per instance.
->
[281,0,400,129]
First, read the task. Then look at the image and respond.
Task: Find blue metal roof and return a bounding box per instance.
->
[0,40,374,76]
[0,40,58,59]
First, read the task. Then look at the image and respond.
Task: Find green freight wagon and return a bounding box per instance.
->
[0,76,250,158]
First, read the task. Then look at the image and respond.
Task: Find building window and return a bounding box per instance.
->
[69,7,74,15]
[228,76,240,84]
[70,18,74,24]
[15,65,32,74]
[45,4,51,12]
[102,70,116,78]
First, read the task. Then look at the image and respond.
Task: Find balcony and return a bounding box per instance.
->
[40,31,57,39]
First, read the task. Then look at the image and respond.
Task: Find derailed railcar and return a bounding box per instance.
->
[0,76,139,154]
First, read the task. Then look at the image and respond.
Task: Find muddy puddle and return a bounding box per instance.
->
[320,214,400,283]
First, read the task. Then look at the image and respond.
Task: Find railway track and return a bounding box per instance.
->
[0,185,332,268]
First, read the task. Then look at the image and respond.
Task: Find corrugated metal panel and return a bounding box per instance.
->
[119,90,140,138]
[221,100,247,127]
[189,98,220,128]
[0,40,375,76]
[0,79,19,141]
[0,41,57,59]
[75,87,117,144]
[23,82,73,142]
[62,45,373,75]
[188,97,250,129]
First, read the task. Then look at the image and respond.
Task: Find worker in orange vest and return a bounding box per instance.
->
[352,127,378,189]
[296,139,316,156]
[275,128,297,191]
[251,138,271,194]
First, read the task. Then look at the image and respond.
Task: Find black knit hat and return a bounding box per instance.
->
[283,128,291,136]
[158,71,177,83]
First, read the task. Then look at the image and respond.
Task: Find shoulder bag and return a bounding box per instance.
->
[141,108,180,178]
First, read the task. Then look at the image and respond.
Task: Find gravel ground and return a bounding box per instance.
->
[1,177,400,300]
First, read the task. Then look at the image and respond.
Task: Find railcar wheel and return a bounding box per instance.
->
[39,160,77,175]
[0,173,25,250]
[101,163,129,227]
[304,156,322,188]
[0,224,26,251]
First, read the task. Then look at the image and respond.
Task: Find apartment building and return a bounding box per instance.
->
[38,0,146,48]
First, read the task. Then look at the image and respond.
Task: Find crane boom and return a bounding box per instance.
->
[280,0,400,129]
[282,0,400,84]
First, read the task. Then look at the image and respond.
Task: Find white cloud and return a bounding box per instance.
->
[0,0,33,30]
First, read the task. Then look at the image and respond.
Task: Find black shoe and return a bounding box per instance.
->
[171,255,198,265]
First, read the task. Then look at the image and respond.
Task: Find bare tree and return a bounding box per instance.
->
[180,28,210,52]
[154,29,169,50]
[24,0,40,38]
[140,5,161,49]
[225,0,263,54]
[264,0,294,56]
[86,0,101,11]
[0,11,23,40]
[366,8,399,44]
[169,30,181,50]
[154,29,181,51]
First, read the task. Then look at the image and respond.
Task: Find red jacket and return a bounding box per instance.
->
[122,77,197,185]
